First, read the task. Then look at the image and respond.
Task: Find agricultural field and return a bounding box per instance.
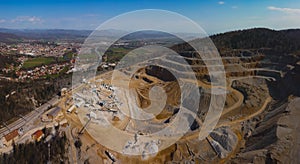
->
[22,57,55,69]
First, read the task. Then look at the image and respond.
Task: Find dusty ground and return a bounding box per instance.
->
[60,52,281,163]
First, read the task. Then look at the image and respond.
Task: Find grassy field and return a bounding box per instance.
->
[105,47,131,62]
[22,57,55,69]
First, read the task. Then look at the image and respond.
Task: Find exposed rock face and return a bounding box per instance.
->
[208,126,238,158]
[267,64,300,100]
[145,65,176,82]
[231,97,300,164]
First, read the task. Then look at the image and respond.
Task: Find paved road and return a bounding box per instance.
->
[0,96,59,138]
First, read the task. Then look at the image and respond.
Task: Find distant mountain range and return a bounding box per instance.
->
[0,28,92,43]
[0,28,300,51]
[0,28,181,43]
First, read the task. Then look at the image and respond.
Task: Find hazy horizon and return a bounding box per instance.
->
[1,26,300,36]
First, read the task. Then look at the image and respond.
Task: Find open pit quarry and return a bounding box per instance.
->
[55,42,300,164]
[0,24,300,164]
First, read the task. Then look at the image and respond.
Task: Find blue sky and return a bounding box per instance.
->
[0,0,300,34]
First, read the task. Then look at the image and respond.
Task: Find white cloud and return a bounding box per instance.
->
[0,19,6,23]
[231,6,238,9]
[218,1,225,5]
[12,16,43,24]
[267,6,300,14]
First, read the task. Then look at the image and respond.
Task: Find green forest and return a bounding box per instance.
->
[0,130,68,164]
[0,76,71,123]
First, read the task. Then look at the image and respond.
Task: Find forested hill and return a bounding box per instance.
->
[171,28,300,55]
[210,28,300,53]
[0,32,22,43]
